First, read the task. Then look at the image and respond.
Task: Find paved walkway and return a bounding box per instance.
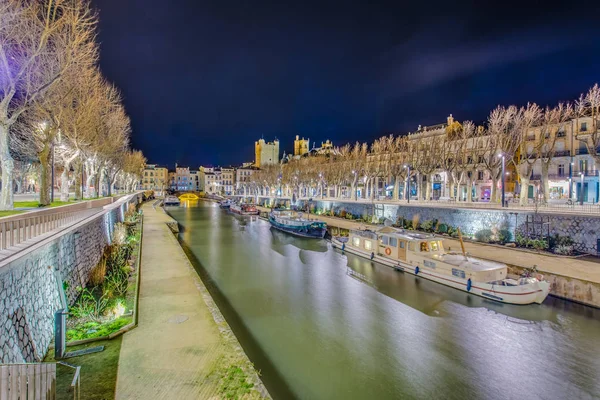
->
[115,203,266,399]
[257,206,600,284]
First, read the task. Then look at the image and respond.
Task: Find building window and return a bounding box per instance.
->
[478,171,484,180]
[352,237,360,247]
[364,240,373,251]
[581,122,588,132]
[558,164,565,176]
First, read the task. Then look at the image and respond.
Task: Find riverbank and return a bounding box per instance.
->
[115,203,269,399]
[256,205,600,308]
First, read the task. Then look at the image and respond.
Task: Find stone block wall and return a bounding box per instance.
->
[276,199,600,254]
[0,195,139,363]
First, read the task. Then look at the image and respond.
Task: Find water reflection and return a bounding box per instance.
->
[168,202,600,400]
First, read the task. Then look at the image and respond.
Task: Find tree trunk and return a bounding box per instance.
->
[519,177,529,206]
[425,175,431,201]
[466,177,473,202]
[60,167,69,202]
[39,147,51,206]
[541,163,550,202]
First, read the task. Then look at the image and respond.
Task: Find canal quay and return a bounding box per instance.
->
[167,200,600,400]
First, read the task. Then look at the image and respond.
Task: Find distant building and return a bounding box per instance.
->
[141,164,169,194]
[174,165,193,191]
[236,165,259,194]
[254,138,279,168]
[294,135,310,156]
[202,166,236,195]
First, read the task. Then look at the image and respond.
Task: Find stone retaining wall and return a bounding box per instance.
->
[0,195,140,363]
[256,198,599,254]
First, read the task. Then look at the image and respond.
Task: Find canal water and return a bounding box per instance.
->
[168,202,600,400]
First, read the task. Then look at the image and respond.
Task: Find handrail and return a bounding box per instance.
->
[0,193,141,256]
[57,361,81,400]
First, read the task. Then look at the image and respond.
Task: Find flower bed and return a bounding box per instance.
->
[66,204,142,342]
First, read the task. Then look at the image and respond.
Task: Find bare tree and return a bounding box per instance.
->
[0,0,97,209]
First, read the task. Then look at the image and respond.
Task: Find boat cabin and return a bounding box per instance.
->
[347,227,506,283]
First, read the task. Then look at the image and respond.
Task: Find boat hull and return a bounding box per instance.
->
[269,216,326,238]
[231,208,259,215]
[331,238,549,305]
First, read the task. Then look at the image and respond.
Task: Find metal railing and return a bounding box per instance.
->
[0,363,56,399]
[249,195,600,215]
[57,362,81,400]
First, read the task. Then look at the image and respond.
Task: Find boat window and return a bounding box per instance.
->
[399,241,405,249]
[420,242,429,252]
[430,241,439,251]
[364,240,373,251]
[389,237,398,247]
[408,242,415,251]
[352,237,361,247]
[381,236,389,245]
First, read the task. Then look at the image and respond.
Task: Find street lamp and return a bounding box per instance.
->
[498,153,505,207]
[404,165,411,203]
[580,172,584,206]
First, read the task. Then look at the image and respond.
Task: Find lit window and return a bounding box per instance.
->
[430,241,439,251]
[352,237,360,247]
[364,240,373,251]
[420,242,429,252]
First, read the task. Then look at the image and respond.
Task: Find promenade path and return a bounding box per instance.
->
[115,203,266,399]
[257,206,600,285]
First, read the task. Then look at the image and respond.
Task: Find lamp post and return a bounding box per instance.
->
[498,153,506,207]
[404,165,411,203]
[580,172,585,206]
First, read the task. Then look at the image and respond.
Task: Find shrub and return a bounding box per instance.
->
[554,244,574,255]
[437,223,448,234]
[515,233,527,247]
[421,220,434,232]
[474,228,493,243]
[339,210,346,218]
[89,258,107,286]
[498,229,513,244]
[532,239,549,251]
[112,223,128,246]
[70,287,111,322]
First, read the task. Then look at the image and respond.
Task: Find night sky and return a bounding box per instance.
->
[92,1,600,168]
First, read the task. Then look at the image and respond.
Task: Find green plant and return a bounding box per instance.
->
[103,269,129,298]
[66,317,131,341]
[70,287,111,322]
[554,244,574,255]
[89,258,107,286]
[498,229,513,244]
[474,228,493,243]
[532,239,549,251]
[421,220,434,232]
[515,233,527,247]
[437,223,448,234]
[219,365,255,399]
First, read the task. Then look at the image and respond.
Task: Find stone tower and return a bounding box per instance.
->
[294,135,310,156]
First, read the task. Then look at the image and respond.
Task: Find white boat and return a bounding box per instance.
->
[163,195,180,206]
[331,227,550,305]
[269,209,327,238]
[230,202,259,215]
[219,199,232,209]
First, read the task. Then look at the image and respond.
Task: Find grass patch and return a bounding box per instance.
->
[14,200,78,208]
[0,210,24,217]
[66,316,132,341]
[219,365,257,399]
[44,337,122,400]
